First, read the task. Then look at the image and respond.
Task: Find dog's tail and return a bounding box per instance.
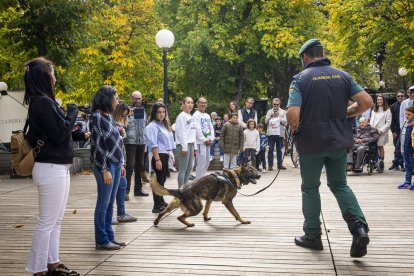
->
[150,172,182,198]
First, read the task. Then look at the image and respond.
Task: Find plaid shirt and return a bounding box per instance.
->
[90,111,124,173]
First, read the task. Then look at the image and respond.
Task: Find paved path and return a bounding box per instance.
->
[1,145,413,275]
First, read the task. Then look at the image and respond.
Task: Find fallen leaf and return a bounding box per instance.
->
[73,209,77,214]
[13,224,24,228]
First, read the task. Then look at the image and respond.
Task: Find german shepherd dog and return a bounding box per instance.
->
[150,162,261,227]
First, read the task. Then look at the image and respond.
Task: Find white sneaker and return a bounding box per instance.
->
[219,156,224,162]
[262,168,266,173]
[210,156,215,162]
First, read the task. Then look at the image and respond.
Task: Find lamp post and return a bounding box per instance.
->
[398,67,408,92]
[379,80,385,92]
[155,29,175,109]
[0,82,8,95]
[374,42,386,91]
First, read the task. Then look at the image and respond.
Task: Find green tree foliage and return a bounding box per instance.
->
[57,0,163,105]
[325,0,414,91]
[0,0,92,91]
[156,0,324,106]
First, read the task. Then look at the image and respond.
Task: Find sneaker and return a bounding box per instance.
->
[96,242,121,250]
[117,214,137,223]
[210,156,215,162]
[262,168,267,173]
[111,240,126,246]
[410,184,414,190]
[278,165,287,170]
[134,189,149,196]
[398,182,411,189]
[48,263,80,276]
[152,205,166,213]
[388,165,397,170]
[219,156,224,162]
[268,167,273,171]
[111,217,119,225]
[125,194,130,201]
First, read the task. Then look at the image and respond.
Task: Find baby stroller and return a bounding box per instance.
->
[350,142,384,175]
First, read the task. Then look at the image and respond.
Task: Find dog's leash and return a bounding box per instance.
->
[221,129,295,197]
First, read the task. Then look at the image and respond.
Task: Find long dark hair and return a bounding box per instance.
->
[113,101,130,125]
[23,57,55,105]
[91,85,117,113]
[149,102,171,130]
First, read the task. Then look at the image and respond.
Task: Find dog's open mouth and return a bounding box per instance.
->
[250,174,261,184]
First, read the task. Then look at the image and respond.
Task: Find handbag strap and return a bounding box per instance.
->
[24,115,47,154]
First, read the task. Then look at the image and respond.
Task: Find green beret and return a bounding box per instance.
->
[298,39,323,56]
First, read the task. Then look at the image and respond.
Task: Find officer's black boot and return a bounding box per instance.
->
[294,235,323,251]
[350,223,369,258]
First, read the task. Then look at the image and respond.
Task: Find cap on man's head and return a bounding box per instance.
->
[409,85,414,91]
[211,112,217,116]
[298,39,323,56]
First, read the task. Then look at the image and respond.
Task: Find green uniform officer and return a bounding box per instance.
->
[286,39,373,258]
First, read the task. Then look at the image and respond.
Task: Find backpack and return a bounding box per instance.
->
[10,120,45,176]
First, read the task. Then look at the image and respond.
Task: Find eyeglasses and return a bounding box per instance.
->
[397,95,405,98]
[273,103,280,106]
[132,97,141,100]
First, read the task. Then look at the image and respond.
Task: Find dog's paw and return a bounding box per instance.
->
[240,220,251,224]
[154,220,160,226]
[187,223,195,227]
[203,217,211,221]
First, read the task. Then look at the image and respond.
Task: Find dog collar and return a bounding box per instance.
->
[223,168,241,189]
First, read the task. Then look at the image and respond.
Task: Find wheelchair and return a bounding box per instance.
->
[350,142,384,174]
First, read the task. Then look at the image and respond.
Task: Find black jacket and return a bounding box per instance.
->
[390,101,401,135]
[27,96,82,164]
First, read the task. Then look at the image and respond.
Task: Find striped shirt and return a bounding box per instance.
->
[90,111,124,173]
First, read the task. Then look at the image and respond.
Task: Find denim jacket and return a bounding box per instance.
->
[124,106,146,145]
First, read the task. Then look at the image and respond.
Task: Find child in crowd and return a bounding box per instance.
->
[223,113,229,124]
[211,112,218,125]
[220,113,244,169]
[243,119,260,166]
[398,105,414,190]
[256,123,268,172]
[210,116,224,162]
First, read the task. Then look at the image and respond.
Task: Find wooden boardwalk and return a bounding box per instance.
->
[1,146,414,275]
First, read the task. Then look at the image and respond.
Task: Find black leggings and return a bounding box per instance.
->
[151,153,169,208]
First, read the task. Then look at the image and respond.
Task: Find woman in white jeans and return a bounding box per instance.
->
[24,58,88,276]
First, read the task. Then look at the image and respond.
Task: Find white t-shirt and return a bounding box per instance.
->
[267,117,281,136]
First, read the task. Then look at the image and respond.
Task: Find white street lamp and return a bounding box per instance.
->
[156,29,175,108]
[0,82,8,92]
[398,67,408,91]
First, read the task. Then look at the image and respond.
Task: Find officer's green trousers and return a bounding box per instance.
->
[299,149,367,238]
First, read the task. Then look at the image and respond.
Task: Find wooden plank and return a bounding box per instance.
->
[0,140,413,275]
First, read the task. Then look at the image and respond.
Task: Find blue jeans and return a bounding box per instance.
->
[210,139,223,156]
[268,135,284,168]
[93,162,121,245]
[403,152,414,182]
[116,175,127,217]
